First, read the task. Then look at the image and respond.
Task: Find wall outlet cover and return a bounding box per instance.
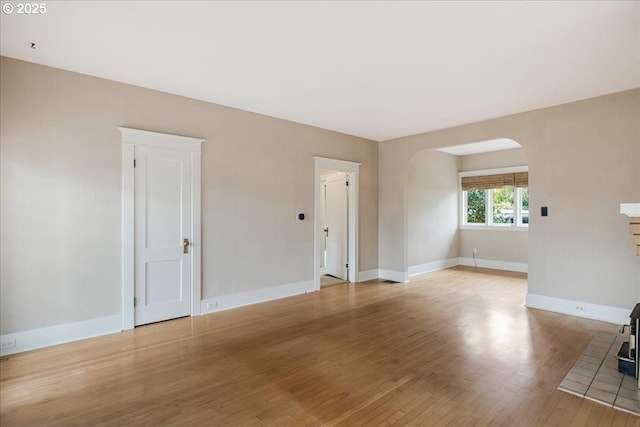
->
[0,338,16,350]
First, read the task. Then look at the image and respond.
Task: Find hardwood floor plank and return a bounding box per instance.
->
[1,266,637,426]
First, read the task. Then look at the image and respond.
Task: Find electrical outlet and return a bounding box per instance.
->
[575,306,584,312]
[206,301,218,310]
[0,338,16,350]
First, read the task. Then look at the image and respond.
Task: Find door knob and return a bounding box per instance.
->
[183,238,190,254]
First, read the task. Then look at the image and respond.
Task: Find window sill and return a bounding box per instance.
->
[459,225,528,232]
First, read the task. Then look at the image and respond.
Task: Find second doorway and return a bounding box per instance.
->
[320,170,349,286]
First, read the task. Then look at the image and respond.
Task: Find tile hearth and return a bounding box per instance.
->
[558,332,640,415]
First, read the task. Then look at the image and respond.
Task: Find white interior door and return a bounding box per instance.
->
[325,173,348,280]
[134,146,191,326]
[320,181,328,271]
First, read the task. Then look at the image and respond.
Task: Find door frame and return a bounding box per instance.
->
[314,156,360,291]
[120,127,204,330]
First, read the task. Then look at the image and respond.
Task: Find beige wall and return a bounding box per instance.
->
[407,150,459,267]
[2,55,638,336]
[459,148,528,172]
[459,230,528,263]
[378,141,409,278]
[0,57,379,334]
[380,89,639,310]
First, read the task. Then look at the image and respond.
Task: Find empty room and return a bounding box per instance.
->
[1,1,639,425]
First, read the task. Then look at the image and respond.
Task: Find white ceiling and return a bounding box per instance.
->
[436,138,521,156]
[1,1,638,142]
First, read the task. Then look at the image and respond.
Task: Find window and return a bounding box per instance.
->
[520,187,529,225]
[492,187,514,224]
[460,168,528,229]
[466,189,486,224]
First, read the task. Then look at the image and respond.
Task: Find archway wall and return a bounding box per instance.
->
[407,149,460,272]
[406,147,529,275]
[379,89,639,319]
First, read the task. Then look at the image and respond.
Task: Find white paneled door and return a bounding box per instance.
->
[325,173,348,281]
[134,146,192,326]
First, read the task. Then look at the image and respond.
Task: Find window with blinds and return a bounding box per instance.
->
[461,172,528,191]
[460,168,529,228]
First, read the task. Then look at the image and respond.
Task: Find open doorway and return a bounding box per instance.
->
[406,139,528,280]
[314,156,360,291]
[320,170,349,287]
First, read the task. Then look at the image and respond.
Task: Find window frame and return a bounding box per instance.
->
[459,166,529,231]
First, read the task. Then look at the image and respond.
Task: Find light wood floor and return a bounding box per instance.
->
[1,267,638,426]
[320,275,347,288]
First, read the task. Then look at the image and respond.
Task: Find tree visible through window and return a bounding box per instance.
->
[462,187,528,228]
[460,168,528,228]
[492,187,514,224]
[521,188,529,224]
[466,189,485,223]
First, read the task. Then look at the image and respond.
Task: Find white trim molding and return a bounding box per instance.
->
[459,225,528,232]
[120,127,204,330]
[409,259,460,276]
[526,293,631,325]
[458,166,529,178]
[0,315,121,356]
[358,269,380,282]
[379,269,409,283]
[119,127,203,152]
[457,257,528,273]
[121,143,135,330]
[200,280,315,315]
[313,156,362,173]
[620,203,640,217]
[372,257,528,282]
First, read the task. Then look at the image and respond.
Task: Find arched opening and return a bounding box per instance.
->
[406,138,529,282]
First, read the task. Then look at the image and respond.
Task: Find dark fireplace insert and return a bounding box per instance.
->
[617,303,640,377]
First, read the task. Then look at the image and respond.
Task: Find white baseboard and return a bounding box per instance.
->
[0,314,122,357]
[379,258,528,281]
[201,279,315,315]
[409,258,459,277]
[526,293,631,325]
[379,269,409,283]
[358,269,380,282]
[458,257,528,273]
